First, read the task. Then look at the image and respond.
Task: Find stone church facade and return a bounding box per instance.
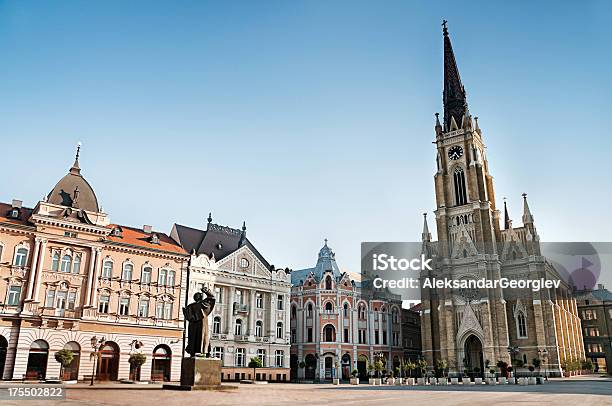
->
[419,24,583,377]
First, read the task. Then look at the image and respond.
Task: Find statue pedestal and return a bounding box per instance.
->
[181,357,221,387]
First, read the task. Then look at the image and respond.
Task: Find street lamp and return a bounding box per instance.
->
[90,336,106,386]
[538,348,549,381]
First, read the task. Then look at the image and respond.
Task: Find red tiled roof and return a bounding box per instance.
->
[0,202,34,227]
[107,224,188,256]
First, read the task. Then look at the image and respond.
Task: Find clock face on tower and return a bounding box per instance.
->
[448,145,463,160]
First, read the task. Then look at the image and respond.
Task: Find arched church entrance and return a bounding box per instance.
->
[464,334,484,378]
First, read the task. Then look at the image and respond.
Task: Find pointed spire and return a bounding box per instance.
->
[442,20,468,132]
[503,198,511,230]
[522,193,534,224]
[422,213,432,242]
[474,116,480,131]
[242,221,247,232]
[207,212,213,223]
[70,142,82,175]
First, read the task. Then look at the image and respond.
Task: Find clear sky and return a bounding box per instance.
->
[1,1,610,276]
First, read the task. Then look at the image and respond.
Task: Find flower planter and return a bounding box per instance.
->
[417,377,426,385]
[508,377,516,385]
[368,378,374,385]
[387,378,395,385]
[374,378,382,385]
[536,377,545,385]
[333,378,340,385]
[350,378,359,386]
[450,378,459,385]
[528,377,537,385]
[486,378,496,385]
[438,378,448,386]
[474,378,483,385]
[429,377,437,385]
[466,379,475,385]
[498,377,507,385]
[406,378,415,386]
[395,378,403,385]
[519,378,528,385]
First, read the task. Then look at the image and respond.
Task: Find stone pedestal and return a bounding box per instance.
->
[180,357,221,387]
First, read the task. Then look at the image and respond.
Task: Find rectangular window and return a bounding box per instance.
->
[256,293,263,309]
[98,295,110,314]
[213,347,224,365]
[138,299,149,317]
[291,329,296,344]
[164,302,173,320]
[156,302,164,319]
[275,350,284,367]
[214,286,222,303]
[158,269,167,286]
[119,298,129,316]
[307,328,313,343]
[67,291,76,310]
[344,328,349,343]
[7,285,21,305]
[382,331,387,345]
[167,271,175,287]
[72,256,81,273]
[46,289,56,308]
[141,267,152,284]
[102,261,113,278]
[257,349,266,367]
[375,331,379,345]
[277,295,284,310]
[235,348,245,367]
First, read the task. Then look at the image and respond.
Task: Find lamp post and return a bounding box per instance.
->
[90,336,106,386]
[538,348,549,381]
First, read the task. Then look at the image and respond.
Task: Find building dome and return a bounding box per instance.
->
[47,146,99,213]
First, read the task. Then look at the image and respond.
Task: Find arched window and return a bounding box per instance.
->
[14,248,28,267]
[343,303,349,317]
[392,309,398,324]
[325,302,333,312]
[276,322,283,339]
[213,316,221,334]
[291,305,297,319]
[325,276,332,290]
[26,339,49,379]
[61,255,72,273]
[255,320,263,337]
[72,255,81,274]
[141,266,152,284]
[235,319,243,336]
[453,167,467,206]
[359,305,366,320]
[52,253,60,272]
[122,263,133,281]
[323,325,335,342]
[102,260,113,278]
[307,303,313,317]
[517,312,528,338]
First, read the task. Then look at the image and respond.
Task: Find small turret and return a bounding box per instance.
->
[522,193,534,225]
[503,198,511,230]
[422,213,432,242]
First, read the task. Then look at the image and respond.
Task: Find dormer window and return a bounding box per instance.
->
[10,209,19,219]
[150,233,160,244]
[111,227,123,237]
[239,258,249,269]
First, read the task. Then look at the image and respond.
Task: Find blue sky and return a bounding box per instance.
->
[1,1,610,275]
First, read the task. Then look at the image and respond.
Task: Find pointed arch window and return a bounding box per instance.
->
[517,311,528,338]
[453,167,467,206]
[325,276,332,290]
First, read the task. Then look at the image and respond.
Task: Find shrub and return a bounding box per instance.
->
[351,369,359,377]
[54,349,74,379]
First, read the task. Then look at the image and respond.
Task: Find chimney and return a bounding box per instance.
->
[597,284,604,290]
[11,199,22,208]
[143,225,153,234]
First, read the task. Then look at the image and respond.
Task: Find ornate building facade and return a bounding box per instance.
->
[0,148,188,381]
[575,284,612,373]
[171,218,291,382]
[419,24,583,376]
[290,241,403,381]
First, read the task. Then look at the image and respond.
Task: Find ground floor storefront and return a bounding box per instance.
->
[0,318,182,382]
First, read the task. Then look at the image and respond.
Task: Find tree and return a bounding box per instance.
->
[128,353,147,381]
[434,359,448,378]
[374,360,384,378]
[248,357,263,381]
[54,349,74,380]
[417,359,428,378]
[367,363,374,378]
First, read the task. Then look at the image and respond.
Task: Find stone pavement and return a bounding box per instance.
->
[0,376,610,406]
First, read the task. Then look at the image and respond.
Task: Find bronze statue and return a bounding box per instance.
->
[183,286,216,357]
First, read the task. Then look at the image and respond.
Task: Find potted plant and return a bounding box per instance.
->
[333,361,340,385]
[374,360,384,385]
[527,365,536,384]
[350,369,359,385]
[54,349,74,382]
[435,360,448,385]
[128,353,147,382]
[507,366,515,384]
[473,367,482,385]
[416,359,427,385]
[487,369,497,385]
[405,361,416,385]
[367,363,375,385]
[394,367,402,385]
[387,370,395,385]
[248,357,263,383]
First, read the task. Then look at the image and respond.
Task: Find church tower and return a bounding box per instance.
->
[421,21,511,372]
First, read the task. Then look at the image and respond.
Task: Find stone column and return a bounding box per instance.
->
[90,248,103,307]
[32,239,47,303]
[248,289,256,335]
[84,247,97,307]
[226,287,235,335]
[25,238,42,300]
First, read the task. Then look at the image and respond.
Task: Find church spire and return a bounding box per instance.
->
[442,20,468,131]
[522,193,534,224]
[422,213,432,242]
[503,198,511,230]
